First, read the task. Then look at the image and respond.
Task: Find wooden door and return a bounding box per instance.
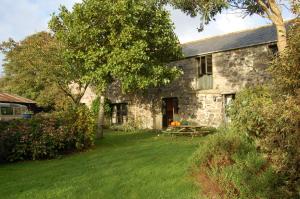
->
[162,98,178,128]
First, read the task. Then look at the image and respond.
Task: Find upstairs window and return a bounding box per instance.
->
[268,44,278,55]
[197,54,212,77]
[196,54,213,90]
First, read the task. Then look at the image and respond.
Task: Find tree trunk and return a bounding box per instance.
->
[268,0,287,54]
[258,0,287,54]
[274,20,287,54]
[96,95,105,139]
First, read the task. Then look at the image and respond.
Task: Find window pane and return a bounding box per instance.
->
[201,56,206,75]
[206,55,212,74]
[116,104,122,124]
[121,104,128,116]
[1,107,13,115]
[14,107,22,115]
[111,103,128,125]
[197,58,202,77]
[111,105,117,124]
[268,44,278,55]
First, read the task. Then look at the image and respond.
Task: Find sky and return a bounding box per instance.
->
[0,0,295,75]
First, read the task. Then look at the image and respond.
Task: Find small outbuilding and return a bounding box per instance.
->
[0,93,37,121]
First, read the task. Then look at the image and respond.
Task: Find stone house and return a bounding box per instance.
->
[81,23,279,129]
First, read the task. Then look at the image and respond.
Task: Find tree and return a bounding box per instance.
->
[270,18,300,95]
[0,32,89,109]
[165,0,296,53]
[49,0,182,138]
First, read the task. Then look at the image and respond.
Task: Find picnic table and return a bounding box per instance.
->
[163,125,212,137]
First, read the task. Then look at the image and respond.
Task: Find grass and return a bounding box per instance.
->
[0,131,203,199]
[189,130,280,199]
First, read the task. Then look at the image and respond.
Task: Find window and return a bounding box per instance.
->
[196,54,213,90]
[111,103,128,125]
[197,54,212,77]
[14,107,27,115]
[1,107,13,115]
[268,44,278,55]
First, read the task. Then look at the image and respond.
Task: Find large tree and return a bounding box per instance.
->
[0,32,89,109]
[165,0,297,53]
[49,0,182,138]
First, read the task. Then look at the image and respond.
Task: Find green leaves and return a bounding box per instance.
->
[49,0,182,94]
[228,20,300,196]
[270,19,300,95]
[0,32,70,109]
[0,106,95,162]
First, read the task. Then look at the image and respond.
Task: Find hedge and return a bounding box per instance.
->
[0,106,95,162]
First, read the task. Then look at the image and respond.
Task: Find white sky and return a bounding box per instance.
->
[0,0,295,74]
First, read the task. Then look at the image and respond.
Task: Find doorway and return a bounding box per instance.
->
[162,97,179,128]
[224,94,235,124]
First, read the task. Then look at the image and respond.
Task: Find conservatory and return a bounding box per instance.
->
[0,103,29,120]
[0,93,36,121]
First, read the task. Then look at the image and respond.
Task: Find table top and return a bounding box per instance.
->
[169,125,205,128]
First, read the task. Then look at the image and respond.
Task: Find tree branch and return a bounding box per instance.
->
[257,0,274,20]
[56,81,77,104]
[75,82,90,104]
[268,0,283,19]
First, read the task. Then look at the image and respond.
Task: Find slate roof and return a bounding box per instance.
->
[182,22,290,57]
[0,93,36,104]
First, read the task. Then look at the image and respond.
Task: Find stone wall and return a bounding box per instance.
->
[213,45,270,92]
[81,87,97,108]
[81,44,272,129]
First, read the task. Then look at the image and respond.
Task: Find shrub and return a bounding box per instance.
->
[226,19,300,198]
[228,86,273,138]
[269,19,300,95]
[190,19,300,198]
[0,106,95,162]
[91,97,112,117]
[189,129,281,199]
[228,87,300,198]
[110,118,144,132]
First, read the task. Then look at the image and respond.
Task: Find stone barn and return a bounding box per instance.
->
[81,23,280,129]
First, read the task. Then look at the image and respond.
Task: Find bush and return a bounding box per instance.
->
[269,19,300,95]
[226,19,300,198]
[0,106,95,162]
[228,87,300,198]
[190,19,300,198]
[109,118,145,132]
[91,97,112,117]
[228,86,273,138]
[189,129,281,199]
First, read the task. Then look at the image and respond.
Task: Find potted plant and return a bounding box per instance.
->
[181,120,189,126]
[180,114,189,126]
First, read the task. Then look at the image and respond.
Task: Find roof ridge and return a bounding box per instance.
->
[181,19,293,46]
[0,92,36,104]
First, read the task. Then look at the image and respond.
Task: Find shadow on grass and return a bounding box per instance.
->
[95,130,158,148]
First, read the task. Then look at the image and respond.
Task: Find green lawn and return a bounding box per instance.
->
[0,131,202,199]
